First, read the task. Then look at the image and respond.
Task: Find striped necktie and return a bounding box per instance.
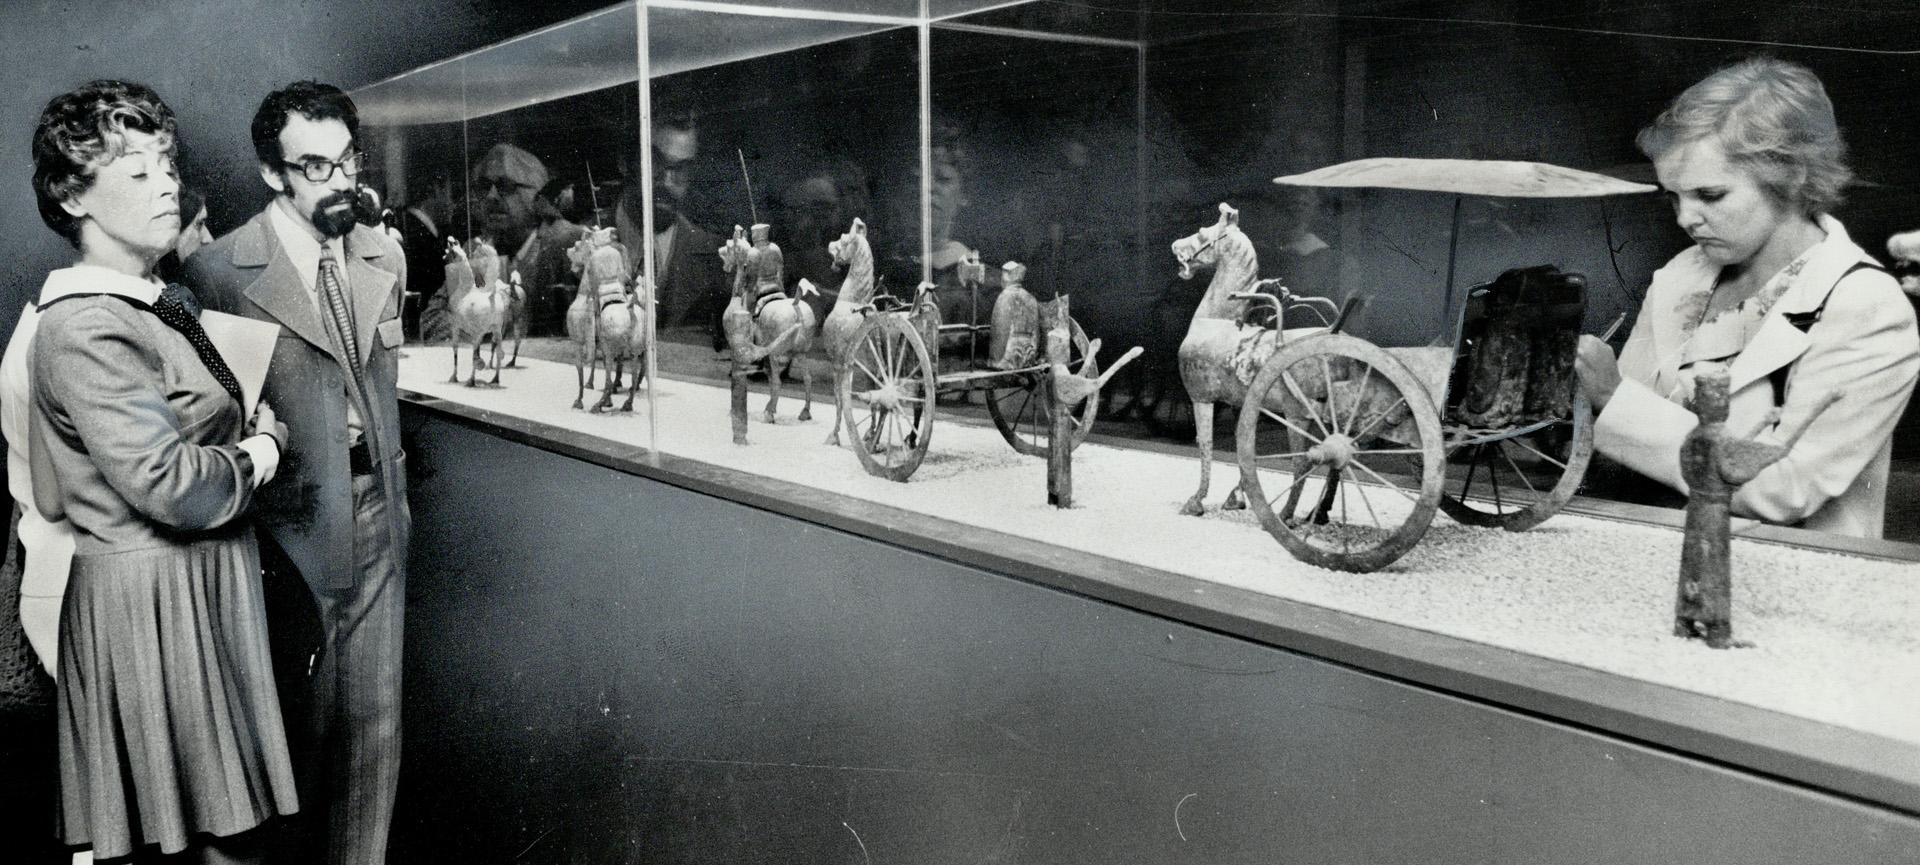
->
[318,253,374,425]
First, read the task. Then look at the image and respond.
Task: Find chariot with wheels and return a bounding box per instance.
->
[1197,158,1655,572]
[833,278,1100,482]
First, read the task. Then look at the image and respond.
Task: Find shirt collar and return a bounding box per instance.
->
[38,264,163,307]
[270,197,344,292]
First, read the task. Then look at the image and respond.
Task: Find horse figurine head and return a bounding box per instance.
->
[828,217,868,271]
[1171,202,1242,282]
[566,230,595,277]
[443,236,474,295]
[467,235,502,288]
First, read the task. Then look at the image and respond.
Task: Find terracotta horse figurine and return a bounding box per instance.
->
[446,236,516,387]
[720,224,817,423]
[1170,203,1309,515]
[564,226,642,410]
[590,232,649,413]
[822,217,880,445]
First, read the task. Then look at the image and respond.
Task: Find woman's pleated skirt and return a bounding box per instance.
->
[55,531,297,858]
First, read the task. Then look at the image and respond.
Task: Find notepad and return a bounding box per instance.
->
[199,311,279,418]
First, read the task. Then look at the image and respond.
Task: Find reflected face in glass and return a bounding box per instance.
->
[651,126,698,225]
[65,128,180,263]
[929,149,966,241]
[477,173,537,246]
[266,114,360,239]
[173,205,211,261]
[1654,137,1790,269]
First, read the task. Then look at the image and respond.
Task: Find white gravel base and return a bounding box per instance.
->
[401,351,1920,745]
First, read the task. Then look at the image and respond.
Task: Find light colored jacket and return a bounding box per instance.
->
[1595,216,1920,538]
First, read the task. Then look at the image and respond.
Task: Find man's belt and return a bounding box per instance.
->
[349,441,377,476]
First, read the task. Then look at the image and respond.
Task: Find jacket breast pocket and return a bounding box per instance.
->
[377,317,404,349]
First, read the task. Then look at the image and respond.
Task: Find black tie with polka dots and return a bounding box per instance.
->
[151,286,244,408]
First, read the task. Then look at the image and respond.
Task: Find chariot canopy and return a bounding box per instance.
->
[1274,157,1659,313]
[1273,158,1657,199]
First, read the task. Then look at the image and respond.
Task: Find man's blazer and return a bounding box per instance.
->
[185,209,410,591]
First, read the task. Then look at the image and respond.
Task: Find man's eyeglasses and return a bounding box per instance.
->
[476,176,537,196]
[283,151,363,184]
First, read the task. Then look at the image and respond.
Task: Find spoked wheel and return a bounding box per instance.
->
[1235,334,1446,573]
[987,318,1097,457]
[836,314,937,481]
[1438,391,1594,531]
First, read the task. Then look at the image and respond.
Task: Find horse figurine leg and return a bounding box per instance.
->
[488,332,504,386]
[592,346,618,413]
[796,363,813,422]
[620,349,641,412]
[825,384,843,446]
[1180,399,1214,516]
[466,339,484,388]
[762,353,784,423]
[449,336,461,384]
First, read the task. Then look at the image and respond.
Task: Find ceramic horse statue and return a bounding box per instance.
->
[720,224,816,424]
[821,217,881,445]
[590,231,649,413]
[565,226,644,410]
[1170,203,1328,515]
[446,236,517,387]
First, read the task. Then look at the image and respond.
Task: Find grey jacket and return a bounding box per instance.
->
[185,210,410,590]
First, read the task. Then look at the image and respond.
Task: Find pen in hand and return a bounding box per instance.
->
[1599,311,1628,343]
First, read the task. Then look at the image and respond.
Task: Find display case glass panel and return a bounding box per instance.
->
[364,0,1920,545]
[642,4,924,455]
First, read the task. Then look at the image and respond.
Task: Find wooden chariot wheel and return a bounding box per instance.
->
[836,313,938,482]
[1437,390,1595,531]
[1235,333,1447,573]
[985,318,1099,457]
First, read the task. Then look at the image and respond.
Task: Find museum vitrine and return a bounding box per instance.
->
[360,1,1920,849]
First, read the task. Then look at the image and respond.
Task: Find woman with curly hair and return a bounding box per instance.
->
[23,79,296,863]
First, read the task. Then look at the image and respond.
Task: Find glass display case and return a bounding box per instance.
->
[361,2,1920,850]
[360,0,1920,534]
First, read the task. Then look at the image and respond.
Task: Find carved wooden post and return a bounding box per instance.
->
[1675,363,1840,648]
[730,361,750,445]
[1675,367,1735,646]
[1047,296,1073,508]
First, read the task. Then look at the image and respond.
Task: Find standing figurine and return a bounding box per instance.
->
[1044,295,1143,507]
[719,224,811,442]
[1674,363,1840,647]
[987,260,1038,370]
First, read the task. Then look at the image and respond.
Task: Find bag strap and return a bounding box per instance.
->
[1768,260,1887,407]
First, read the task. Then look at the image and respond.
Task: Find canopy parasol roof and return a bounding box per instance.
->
[1274,158,1658,198]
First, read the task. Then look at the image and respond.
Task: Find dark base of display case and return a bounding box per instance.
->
[391,401,1920,864]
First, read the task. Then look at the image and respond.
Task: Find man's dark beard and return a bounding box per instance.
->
[310,190,360,238]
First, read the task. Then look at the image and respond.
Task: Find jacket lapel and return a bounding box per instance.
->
[1726,313,1811,394]
[1724,221,1868,395]
[238,214,339,364]
[345,226,396,363]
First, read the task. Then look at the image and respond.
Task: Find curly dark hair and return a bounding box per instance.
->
[31,79,177,248]
[251,80,359,169]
